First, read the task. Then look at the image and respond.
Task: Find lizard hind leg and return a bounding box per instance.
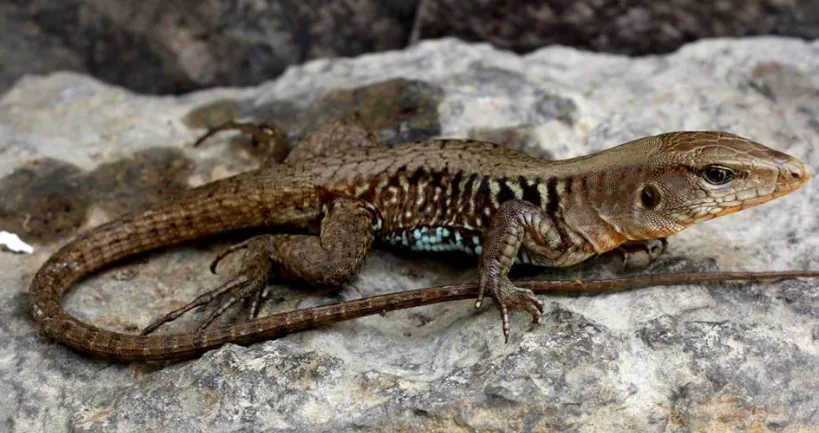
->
[140,236,275,335]
[141,199,376,335]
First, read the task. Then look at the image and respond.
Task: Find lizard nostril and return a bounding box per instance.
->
[785,160,810,184]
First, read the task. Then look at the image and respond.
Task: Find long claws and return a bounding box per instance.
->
[141,275,250,335]
[248,286,267,320]
[616,238,669,271]
[142,235,275,335]
[480,278,544,343]
[196,275,271,331]
[196,295,244,332]
[475,284,487,309]
[500,287,543,342]
[209,240,253,274]
[193,121,289,165]
[193,121,285,147]
[194,121,243,147]
[500,304,510,343]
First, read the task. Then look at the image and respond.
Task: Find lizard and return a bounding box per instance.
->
[28,119,814,362]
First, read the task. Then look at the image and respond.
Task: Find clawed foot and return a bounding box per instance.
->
[193,121,289,165]
[615,238,667,270]
[476,277,544,343]
[141,235,275,335]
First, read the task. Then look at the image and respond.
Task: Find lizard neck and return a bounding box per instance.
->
[513,151,643,255]
[555,170,634,254]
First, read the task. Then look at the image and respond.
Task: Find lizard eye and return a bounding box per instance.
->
[640,184,661,209]
[700,165,735,185]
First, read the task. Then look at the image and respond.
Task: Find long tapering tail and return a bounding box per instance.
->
[30,170,320,361]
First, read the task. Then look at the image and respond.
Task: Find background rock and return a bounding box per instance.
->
[2,0,417,95]
[2,0,818,95]
[1,38,818,432]
[412,0,819,56]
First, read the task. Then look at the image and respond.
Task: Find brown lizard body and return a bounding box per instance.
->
[29,121,813,361]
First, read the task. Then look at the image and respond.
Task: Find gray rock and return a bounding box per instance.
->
[2,37,818,432]
[1,0,417,95]
[0,1,88,97]
[5,1,819,96]
[412,0,819,55]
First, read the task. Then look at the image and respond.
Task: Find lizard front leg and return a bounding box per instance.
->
[614,238,668,270]
[142,198,375,334]
[477,199,589,341]
[194,120,291,165]
[195,117,378,166]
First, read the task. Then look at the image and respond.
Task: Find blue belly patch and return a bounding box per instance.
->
[380,227,482,255]
[380,227,546,266]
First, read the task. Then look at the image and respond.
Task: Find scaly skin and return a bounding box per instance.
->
[29,124,812,361]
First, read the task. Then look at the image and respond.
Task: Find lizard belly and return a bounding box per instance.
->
[378,226,554,266]
[379,226,484,255]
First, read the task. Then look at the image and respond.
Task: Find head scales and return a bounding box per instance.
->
[580,131,810,242]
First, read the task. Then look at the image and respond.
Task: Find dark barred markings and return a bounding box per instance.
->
[341,168,555,240]
[546,176,559,215]
[546,175,572,249]
[564,176,573,195]
[365,169,558,263]
[472,176,498,213]
[497,181,517,204]
[520,175,542,207]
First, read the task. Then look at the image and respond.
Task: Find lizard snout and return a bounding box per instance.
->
[777,156,810,192]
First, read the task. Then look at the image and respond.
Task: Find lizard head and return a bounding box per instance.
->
[587,131,810,241]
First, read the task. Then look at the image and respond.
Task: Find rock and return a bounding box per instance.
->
[4,1,819,95]
[2,0,417,95]
[1,37,818,432]
[0,1,88,96]
[412,0,819,55]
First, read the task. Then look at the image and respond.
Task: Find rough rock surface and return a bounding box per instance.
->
[2,0,417,95]
[412,0,819,56]
[2,38,819,432]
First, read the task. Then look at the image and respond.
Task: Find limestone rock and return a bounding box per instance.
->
[1,38,818,432]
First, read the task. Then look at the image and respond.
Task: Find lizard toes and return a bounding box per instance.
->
[486,279,544,341]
